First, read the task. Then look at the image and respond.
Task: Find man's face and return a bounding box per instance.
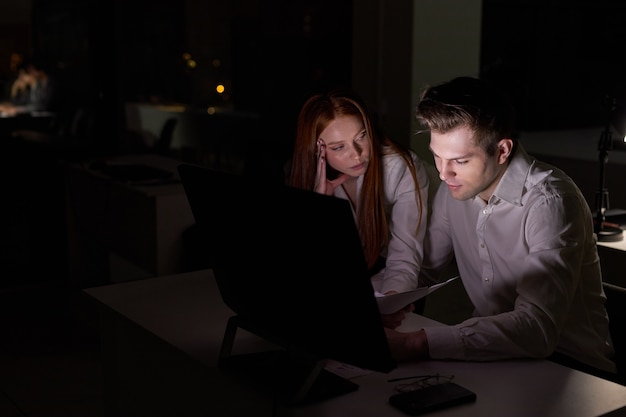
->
[429,125,508,202]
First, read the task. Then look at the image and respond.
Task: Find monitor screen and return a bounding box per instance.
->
[178,163,395,404]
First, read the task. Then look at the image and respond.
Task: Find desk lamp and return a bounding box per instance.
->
[595,96,625,242]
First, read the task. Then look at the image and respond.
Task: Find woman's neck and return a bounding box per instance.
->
[341,177,358,207]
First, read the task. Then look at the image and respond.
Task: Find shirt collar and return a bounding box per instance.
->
[489,144,533,207]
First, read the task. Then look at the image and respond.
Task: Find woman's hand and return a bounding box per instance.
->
[313,139,349,195]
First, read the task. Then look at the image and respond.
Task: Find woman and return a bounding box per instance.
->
[289,89,429,327]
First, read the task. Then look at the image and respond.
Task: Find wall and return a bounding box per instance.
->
[351,0,626,216]
[351,0,482,163]
[409,0,482,161]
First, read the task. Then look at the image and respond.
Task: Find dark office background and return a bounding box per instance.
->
[0,0,625,282]
[0,0,354,157]
[481,0,626,131]
[1,1,626,416]
[2,0,626,144]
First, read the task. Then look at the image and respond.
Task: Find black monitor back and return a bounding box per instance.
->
[177,163,395,374]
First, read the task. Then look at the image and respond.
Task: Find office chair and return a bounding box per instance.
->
[155,117,177,156]
[603,281,626,385]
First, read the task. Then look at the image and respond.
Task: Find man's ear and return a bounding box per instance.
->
[497,138,514,164]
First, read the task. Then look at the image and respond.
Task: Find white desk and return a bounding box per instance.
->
[598,231,626,252]
[597,231,626,287]
[84,269,626,417]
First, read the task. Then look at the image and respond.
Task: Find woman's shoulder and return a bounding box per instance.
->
[381,146,423,169]
[379,149,428,201]
[381,148,429,191]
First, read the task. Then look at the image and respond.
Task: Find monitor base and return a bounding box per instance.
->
[218,315,359,405]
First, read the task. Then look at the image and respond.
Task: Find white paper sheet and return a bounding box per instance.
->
[375,276,459,314]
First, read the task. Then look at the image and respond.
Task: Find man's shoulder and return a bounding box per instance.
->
[528,159,580,191]
[521,160,590,213]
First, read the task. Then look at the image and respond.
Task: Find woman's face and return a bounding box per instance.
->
[319,115,371,178]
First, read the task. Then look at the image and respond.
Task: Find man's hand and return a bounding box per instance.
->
[385,328,430,362]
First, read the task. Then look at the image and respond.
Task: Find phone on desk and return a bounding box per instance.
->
[389,382,476,415]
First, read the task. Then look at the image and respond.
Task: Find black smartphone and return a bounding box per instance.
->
[388,382,476,415]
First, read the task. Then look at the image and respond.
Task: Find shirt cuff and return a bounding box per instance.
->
[422,325,465,359]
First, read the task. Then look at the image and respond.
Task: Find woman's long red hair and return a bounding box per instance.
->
[289,89,423,270]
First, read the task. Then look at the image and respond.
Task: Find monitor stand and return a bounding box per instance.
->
[218,315,359,405]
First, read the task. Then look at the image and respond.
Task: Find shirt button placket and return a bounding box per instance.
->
[477,205,494,287]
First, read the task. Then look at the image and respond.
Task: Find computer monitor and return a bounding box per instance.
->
[177,163,396,405]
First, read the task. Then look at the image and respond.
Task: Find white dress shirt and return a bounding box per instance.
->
[420,144,616,374]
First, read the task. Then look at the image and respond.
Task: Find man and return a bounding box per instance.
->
[0,56,55,116]
[386,76,617,379]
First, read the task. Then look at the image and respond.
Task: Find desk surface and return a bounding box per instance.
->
[598,230,626,251]
[84,270,626,417]
[597,230,626,287]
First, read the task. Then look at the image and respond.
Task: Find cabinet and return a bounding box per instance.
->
[66,154,195,286]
